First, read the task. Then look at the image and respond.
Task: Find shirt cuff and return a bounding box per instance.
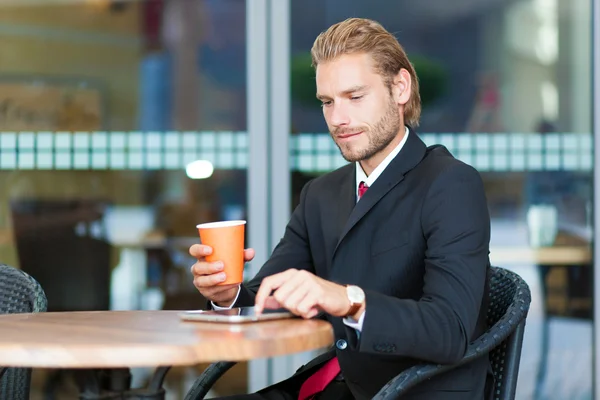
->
[210,285,241,310]
[342,310,365,332]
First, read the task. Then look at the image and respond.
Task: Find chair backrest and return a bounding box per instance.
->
[486,266,531,400]
[0,264,48,400]
[10,199,111,312]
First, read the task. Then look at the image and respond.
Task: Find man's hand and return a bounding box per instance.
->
[254,269,355,319]
[190,244,255,307]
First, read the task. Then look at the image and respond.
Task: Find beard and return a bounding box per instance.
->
[330,97,402,163]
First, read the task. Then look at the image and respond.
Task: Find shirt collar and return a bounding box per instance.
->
[356,126,409,200]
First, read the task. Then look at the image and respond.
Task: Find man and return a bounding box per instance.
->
[190,17,491,400]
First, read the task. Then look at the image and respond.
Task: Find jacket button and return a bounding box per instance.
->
[336,339,348,350]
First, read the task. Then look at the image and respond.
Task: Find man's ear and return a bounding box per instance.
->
[391,68,411,106]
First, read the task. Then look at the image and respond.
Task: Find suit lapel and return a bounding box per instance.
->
[334,166,356,245]
[333,129,428,257]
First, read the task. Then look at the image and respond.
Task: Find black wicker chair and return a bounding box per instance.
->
[372,266,531,399]
[184,266,531,400]
[0,264,48,400]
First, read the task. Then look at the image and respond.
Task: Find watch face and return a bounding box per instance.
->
[347,285,365,303]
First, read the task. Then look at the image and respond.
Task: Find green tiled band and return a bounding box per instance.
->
[0,131,592,172]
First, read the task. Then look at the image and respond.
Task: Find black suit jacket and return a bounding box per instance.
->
[231,129,491,399]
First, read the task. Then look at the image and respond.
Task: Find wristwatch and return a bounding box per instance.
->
[345,285,365,317]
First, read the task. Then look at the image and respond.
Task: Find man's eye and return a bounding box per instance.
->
[321,101,332,107]
[351,96,363,101]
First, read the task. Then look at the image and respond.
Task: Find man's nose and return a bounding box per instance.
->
[328,103,351,127]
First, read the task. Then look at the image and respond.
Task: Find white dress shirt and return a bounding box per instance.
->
[215,127,411,334]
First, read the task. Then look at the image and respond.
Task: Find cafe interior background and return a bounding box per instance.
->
[0,0,598,398]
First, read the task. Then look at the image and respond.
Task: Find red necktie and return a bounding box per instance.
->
[298,181,369,399]
[298,357,341,400]
[358,181,369,199]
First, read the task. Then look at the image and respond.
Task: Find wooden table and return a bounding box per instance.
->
[0,310,333,399]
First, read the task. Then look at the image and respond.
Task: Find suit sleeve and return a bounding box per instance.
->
[352,163,490,364]
[232,179,317,307]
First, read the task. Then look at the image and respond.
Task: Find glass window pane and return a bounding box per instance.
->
[290,2,593,399]
[0,4,248,393]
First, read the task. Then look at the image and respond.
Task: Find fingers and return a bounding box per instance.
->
[262,296,282,310]
[244,248,255,262]
[263,294,318,319]
[195,284,238,299]
[254,269,297,314]
[189,244,226,292]
[189,245,252,306]
[189,244,213,258]
[191,260,224,277]
[190,246,253,276]
[190,244,254,262]
[190,248,253,286]
[296,291,321,318]
[192,270,227,288]
[255,270,323,319]
[279,280,320,318]
[273,277,307,310]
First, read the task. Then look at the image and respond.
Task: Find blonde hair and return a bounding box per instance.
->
[311,18,421,127]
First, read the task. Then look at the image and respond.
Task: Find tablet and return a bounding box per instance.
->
[178,306,295,323]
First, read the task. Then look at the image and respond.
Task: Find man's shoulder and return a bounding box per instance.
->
[420,144,481,180]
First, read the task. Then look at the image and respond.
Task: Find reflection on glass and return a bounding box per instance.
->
[0,0,248,323]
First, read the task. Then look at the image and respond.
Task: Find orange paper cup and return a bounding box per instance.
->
[196,220,246,285]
